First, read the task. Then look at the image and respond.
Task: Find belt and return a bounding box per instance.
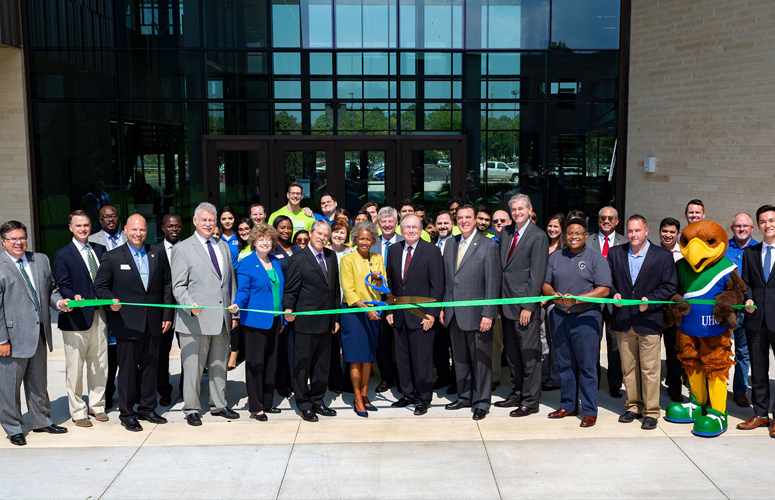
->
[558,309,585,315]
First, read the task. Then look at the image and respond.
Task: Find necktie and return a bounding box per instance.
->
[317,252,328,282]
[764,246,772,282]
[457,240,467,270]
[135,250,149,290]
[17,259,42,322]
[403,245,413,281]
[602,237,610,259]
[206,240,222,280]
[384,240,391,261]
[506,230,519,262]
[108,234,119,250]
[85,246,98,281]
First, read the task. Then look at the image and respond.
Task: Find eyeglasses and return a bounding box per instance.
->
[100,214,118,220]
[288,191,303,196]
[3,236,27,243]
[493,219,509,224]
[566,231,587,238]
[599,215,615,221]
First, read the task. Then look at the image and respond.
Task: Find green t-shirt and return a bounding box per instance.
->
[266,267,282,312]
[268,206,315,238]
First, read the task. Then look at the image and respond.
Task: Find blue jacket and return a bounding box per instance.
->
[53,241,107,331]
[235,252,285,330]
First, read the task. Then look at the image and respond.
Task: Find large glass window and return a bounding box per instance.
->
[203,0,268,47]
[551,0,620,50]
[117,50,202,99]
[30,51,117,100]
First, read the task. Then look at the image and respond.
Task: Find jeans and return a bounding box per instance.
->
[732,312,750,395]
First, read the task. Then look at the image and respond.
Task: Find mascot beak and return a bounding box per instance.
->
[682,238,725,273]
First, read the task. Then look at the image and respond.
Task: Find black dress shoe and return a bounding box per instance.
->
[253,413,268,422]
[32,424,67,434]
[375,381,392,393]
[609,388,623,398]
[312,405,337,417]
[138,412,168,424]
[264,407,281,414]
[445,400,471,410]
[618,410,643,423]
[121,419,143,432]
[186,413,202,426]
[414,403,428,415]
[473,409,487,420]
[668,391,684,403]
[391,397,413,408]
[277,389,292,398]
[211,408,240,419]
[300,409,319,422]
[641,416,658,430]
[493,395,521,408]
[509,405,539,418]
[8,433,26,446]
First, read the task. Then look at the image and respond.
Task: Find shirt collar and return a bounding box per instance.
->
[72,238,92,251]
[4,250,27,266]
[730,237,757,250]
[516,220,530,239]
[628,240,650,257]
[129,244,147,256]
[309,245,325,259]
[105,230,121,241]
[460,232,476,246]
[599,232,613,244]
[195,231,217,246]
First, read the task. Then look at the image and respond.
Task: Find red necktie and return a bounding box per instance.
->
[506,231,519,262]
[602,237,610,259]
[403,246,413,281]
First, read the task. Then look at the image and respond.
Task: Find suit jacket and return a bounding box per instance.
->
[385,239,444,330]
[94,243,174,339]
[742,243,775,332]
[607,243,678,335]
[53,241,107,331]
[282,246,340,334]
[586,231,628,253]
[0,252,63,358]
[442,233,502,331]
[370,234,404,261]
[236,252,285,330]
[88,230,127,251]
[171,234,237,335]
[498,222,549,319]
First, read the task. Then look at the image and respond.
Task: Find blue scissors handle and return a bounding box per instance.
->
[364,273,391,294]
[364,300,387,315]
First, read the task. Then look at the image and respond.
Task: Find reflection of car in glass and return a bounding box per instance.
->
[437,160,451,169]
[480,161,519,182]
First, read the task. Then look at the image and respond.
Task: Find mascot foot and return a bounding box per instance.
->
[665,395,704,423]
[692,408,728,437]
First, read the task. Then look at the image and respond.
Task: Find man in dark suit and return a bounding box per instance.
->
[385,214,444,415]
[53,210,109,428]
[0,220,71,446]
[739,204,775,437]
[586,205,627,398]
[283,220,341,422]
[440,205,501,420]
[494,194,549,416]
[94,214,174,432]
[608,215,677,430]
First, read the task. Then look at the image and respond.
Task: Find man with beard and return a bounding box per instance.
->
[154,214,182,406]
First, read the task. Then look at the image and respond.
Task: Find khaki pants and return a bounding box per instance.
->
[62,309,108,420]
[616,328,661,418]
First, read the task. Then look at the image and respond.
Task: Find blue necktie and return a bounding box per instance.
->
[384,240,391,261]
[764,246,772,282]
[135,250,149,290]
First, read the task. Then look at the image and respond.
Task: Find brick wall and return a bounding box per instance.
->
[626,0,775,236]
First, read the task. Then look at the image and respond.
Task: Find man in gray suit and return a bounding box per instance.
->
[88,205,127,251]
[171,202,240,427]
[585,205,627,398]
[439,205,501,420]
[0,220,72,446]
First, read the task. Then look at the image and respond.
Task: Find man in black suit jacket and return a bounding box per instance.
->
[94,214,173,432]
[608,215,677,430]
[53,210,109,427]
[739,204,775,437]
[385,214,444,415]
[494,194,549,416]
[283,220,341,422]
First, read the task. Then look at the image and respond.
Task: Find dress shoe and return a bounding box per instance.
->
[445,400,471,410]
[609,388,623,398]
[353,404,368,418]
[391,397,413,408]
[509,405,539,418]
[446,384,457,395]
[580,415,597,427]
[8,433,26,446]
[542,383,561,391]
[641,417,658,430]
[89,412,109,422]
[159,395,172,407]
[264,407,281,414]
[32,424,67,434]
[252,413,268,422]
[300,409,319,422]
[121,419,143,432]
[185,413,202,426]
[548,408,578,419]
[770,421,775,438]
[668,391,684,403]
[375,381,392,393]
[414,403,428,415]
[733,393,750,408]
[433,378,452,389]
[473,409,487,420]
[493,395,521,408]
[363,400,378,412]
[211,408,240,419]
[618,411,643,423]
[312,405,337,417]
[73,418,93,428]
[736,415,770,430]
[277,389,292,398]
[138,412,168,424]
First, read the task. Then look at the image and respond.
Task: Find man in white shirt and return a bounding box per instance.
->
[435,211,455,255]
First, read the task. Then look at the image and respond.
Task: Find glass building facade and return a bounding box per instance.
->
[25,0,626,256]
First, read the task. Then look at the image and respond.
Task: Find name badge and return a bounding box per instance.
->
[121,264,131,270]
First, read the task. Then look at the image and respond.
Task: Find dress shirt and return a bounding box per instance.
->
[379,234,399,261]
[762,243,775,275]
[598,232,615,250]
[661,242,682,262]
[5,251,37,294]
[103,230,123,250]
[194,231,224,273]
[73,238,99,278]
[515,219,530,243]
[628,240,650,285]
[163,239,175,261]
[437,235,454,255]
[401,241,416,274]
[458,232,476,252]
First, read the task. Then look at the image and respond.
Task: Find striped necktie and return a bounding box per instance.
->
[17,259,42,322]
[85,246,99,281]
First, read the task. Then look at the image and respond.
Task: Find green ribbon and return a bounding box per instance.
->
[68,296,755,316]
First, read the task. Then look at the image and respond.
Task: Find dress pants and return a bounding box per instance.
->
[328,329,349,392]
[394,323,434,405]
[432,321,454,384]
[376,315,397,385]
[541,306,561,386]
[157,330,184,399]
[106,343,118,406]
[551,309,601,416]
[293,331,331,412]
[600,307,623,391]
[491,317,503,383]
[732,312,750,395]
[179,326,230,415]
[616,328,662,418]
[62,308,108,420]
[0,328,53,436]
[662,325,683,394]
[275,324,293,392]
[745,328,775,417]
[502,313,542,408]
[244,320,280,412]
[449,317,492,411]
[116,330,161,423]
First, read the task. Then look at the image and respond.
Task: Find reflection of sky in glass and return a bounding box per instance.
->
[310,53,333,74]
[273,52,301,74]
[275,80,302,98]
[308,0,333,47]
[551,0,619,49]
[483,5,520,48]
[424,53,452,75]
[272,1,301,47]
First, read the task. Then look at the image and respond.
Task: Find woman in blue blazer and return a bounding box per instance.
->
[235,223,285,421]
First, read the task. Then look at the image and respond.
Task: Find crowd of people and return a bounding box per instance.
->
[2,187,775,446]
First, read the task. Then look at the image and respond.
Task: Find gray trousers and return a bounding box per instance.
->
[0,332,52,436]
[502,314,542,408]
[450,318,493,411]
[179,326,230,415]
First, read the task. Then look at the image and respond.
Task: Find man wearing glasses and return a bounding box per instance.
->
[88,206,127,251]
[586,206,626,399]
[268,182,316,238]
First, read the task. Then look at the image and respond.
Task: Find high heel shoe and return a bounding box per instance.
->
[363,401,378,412]
[353,403,368,418]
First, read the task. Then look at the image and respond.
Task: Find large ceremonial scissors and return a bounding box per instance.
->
[363,273,436,320]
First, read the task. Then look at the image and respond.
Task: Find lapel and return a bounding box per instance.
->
[304,246,328,283]
[590,234,601,252]
[456,233,480,274]
[3,252,38,306]
[619,244,633,286]
[122,245,146,290]
[22,252,38,304]
[254,254,272,289]
[146,244,158,284]
[502,226,515,267]
[69,242,92,278]
[191,236,221,280]
[632,244,656,287]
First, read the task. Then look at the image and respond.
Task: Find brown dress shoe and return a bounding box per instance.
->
[770,421,775,438]
[736,415,769,430]
[580,415,597,427]
[73,418,93,428]
[547,408,578,419]
[733,393,750,408]
[493,395,521,408]
[89,412,110,422]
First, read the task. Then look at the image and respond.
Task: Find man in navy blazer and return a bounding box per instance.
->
[608,215,677,430]
[53,210,109,428]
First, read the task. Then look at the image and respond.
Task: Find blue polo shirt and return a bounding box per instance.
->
[726,237,757,267]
